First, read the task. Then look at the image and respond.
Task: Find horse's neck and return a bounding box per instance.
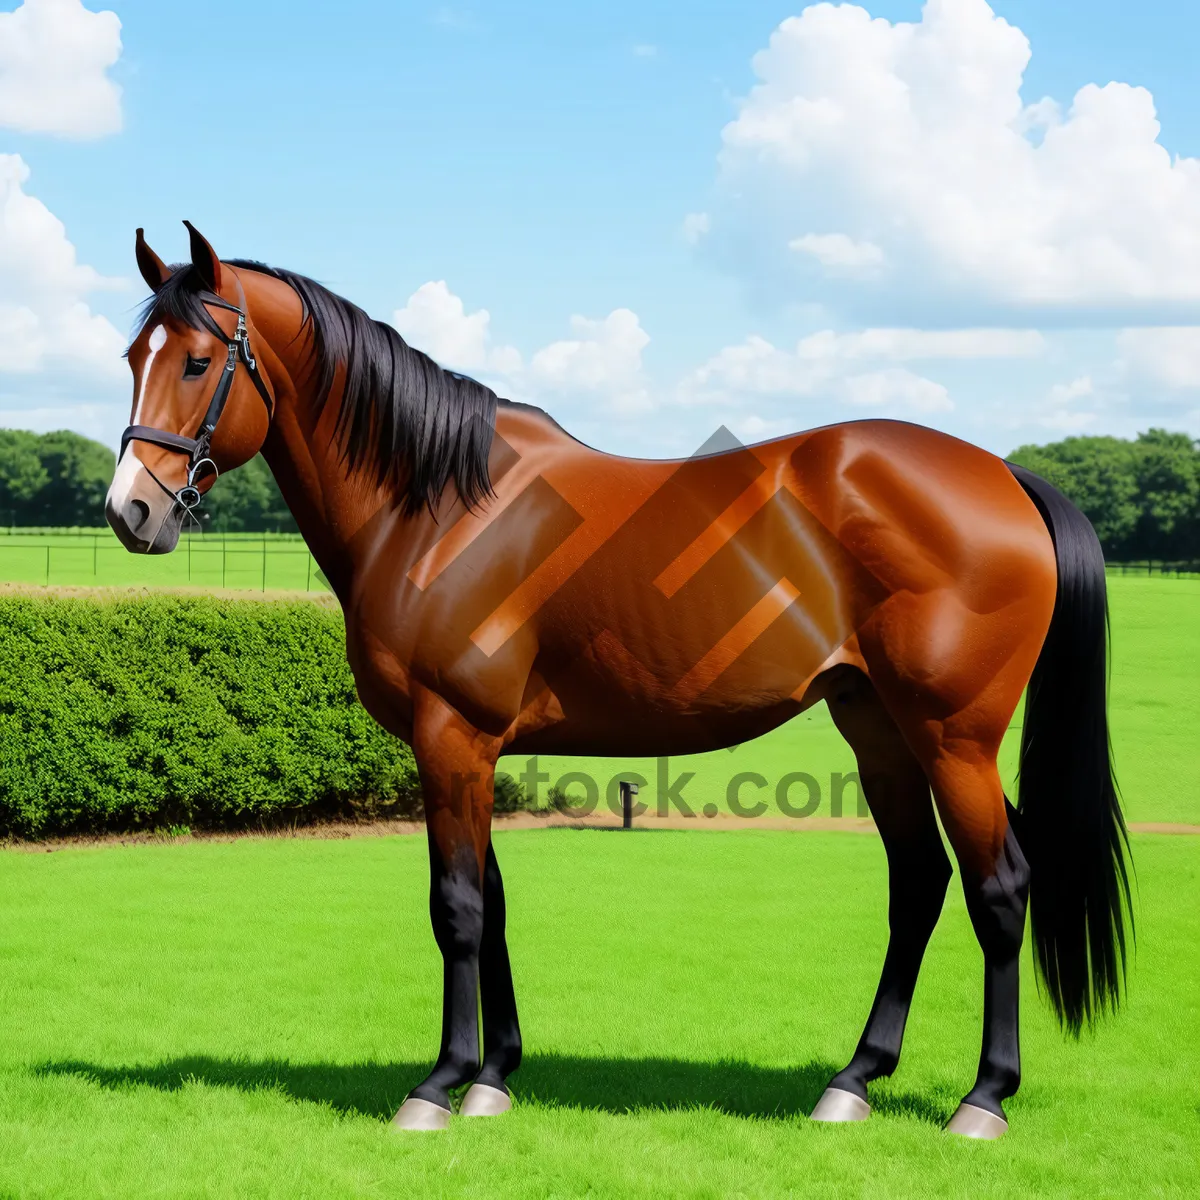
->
[241,269,519,604]
[241,275,391,600]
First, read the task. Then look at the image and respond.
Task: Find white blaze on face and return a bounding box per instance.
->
[135,324,168,422]
[107,324,168,512]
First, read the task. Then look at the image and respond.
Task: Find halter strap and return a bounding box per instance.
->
[120,286,275,511]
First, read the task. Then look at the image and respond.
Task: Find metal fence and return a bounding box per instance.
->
[0,530,327,593]
[2,529,1198,592]
[1105,560,1200,578]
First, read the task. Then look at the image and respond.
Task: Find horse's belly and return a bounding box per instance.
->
[507,694,807,757]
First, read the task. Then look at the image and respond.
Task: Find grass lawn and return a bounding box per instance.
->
[0,828,1197,1198]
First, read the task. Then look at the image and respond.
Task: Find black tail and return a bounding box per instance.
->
[1007,463,1133,1035]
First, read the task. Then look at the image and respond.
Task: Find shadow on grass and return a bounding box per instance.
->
[35,1054,950,1126]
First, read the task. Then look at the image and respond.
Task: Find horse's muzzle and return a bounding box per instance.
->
[105,495,182,555]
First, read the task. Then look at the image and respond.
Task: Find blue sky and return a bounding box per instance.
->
[3,0,1200,458]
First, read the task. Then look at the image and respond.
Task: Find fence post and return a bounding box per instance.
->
[262,536,267,592]
[620,781,638,830]
[44,544,50,586]
[221,538,226,589]
[306,553,312,592]
[93,534,98,579]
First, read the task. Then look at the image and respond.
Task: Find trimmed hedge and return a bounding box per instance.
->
[0,592,421,838]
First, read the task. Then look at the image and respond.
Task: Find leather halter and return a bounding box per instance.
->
[120,290,274,512]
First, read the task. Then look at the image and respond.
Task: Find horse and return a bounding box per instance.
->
[105,223,1131,1139]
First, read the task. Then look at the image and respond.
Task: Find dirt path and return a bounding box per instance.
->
[4,811,1195,853]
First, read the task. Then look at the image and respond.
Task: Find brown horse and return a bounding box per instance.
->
[106,224,1131,1138]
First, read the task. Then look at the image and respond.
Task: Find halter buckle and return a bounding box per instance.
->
[236,314,258,371]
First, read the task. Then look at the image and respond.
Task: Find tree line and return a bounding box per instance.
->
[0,430,297,533]
[1,426,1197,556]
[1008,428,1200,561]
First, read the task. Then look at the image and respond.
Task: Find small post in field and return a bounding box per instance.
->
[620,780,638,830]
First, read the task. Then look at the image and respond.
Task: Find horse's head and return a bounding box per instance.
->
[106,223,275,553]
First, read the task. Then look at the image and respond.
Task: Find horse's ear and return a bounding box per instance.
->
[135,228,171,292]
[183,220,224,292]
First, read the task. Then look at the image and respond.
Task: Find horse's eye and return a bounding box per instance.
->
[184,355,211,378]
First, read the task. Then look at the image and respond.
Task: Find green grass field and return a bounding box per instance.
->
[0,829,1196,1198]
[0,568,1197,1195]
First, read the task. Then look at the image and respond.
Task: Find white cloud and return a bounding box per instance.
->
[842,367,952,412]
[0,0,122,139]
[682,212,710,244]
[686,334,819,399]
[632,43,657,58]
[790,232,884,272]
[1047,375,1094,405]
[794,326,1044,360]
[392,281,522,375]
[1116,327,1200,389]
[682,323,1038,403]
[1038,408,1096,433]
[393,282,652,415]
[529,309,649,393]
[0,154,125,377]
[681,330,957,417]
[712,0,1200,320]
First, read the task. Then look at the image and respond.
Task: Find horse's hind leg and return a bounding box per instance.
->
[811,668,952,1123]
[868,633,1033,1139]
[922,749,1030,1139]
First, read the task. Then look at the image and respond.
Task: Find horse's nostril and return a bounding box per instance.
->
[127,498,150,532]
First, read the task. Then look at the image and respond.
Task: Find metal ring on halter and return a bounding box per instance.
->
[176,457,218,513]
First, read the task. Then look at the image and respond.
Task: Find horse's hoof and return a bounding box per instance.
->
[809,1087,871,1123]
[945,1102,1008,1140]
[460,1083,512,1117]
[390,1096,451,1131]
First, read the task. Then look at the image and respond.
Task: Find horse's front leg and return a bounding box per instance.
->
[465,838,522,1111]
[391,690,505,1131]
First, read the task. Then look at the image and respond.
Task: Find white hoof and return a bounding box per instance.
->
[810,1087,871,1123]
[945,1102,1008,1140]
[390,1096,451,1131]
[460,1083,512,1117]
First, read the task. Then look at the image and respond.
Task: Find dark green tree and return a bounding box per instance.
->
[199,454,298,533]
[1007,435,1141,557]
[31,430,116,527]
[0,430,51,528]
[1130,429,1200,559]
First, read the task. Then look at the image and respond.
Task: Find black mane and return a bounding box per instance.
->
[133,260,498,516]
